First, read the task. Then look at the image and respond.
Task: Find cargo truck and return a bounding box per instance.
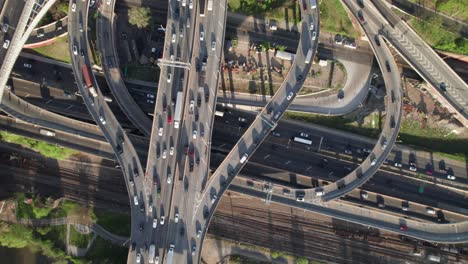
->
[199,0,206,16]
[173,92,184,129]
[149,244,156,263]
[82,65,97,97]
[207,0,213,11]
[167,244,175,264]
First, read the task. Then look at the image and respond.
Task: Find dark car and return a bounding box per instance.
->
[358,10,365,23]
[133,168,139,177]
[357,0,364,8]
[374,34,381,46]
[385,61,391,72]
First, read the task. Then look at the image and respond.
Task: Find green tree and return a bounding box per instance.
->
[128,7,151,29]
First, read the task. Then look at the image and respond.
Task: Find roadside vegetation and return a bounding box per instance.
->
[86,237,128,263]
[32,35,71,63]
[409,16,467,55]
[0,130,77,160]
[319,0,358,37]
[37,0,69,27]
[16,193,84,220]
[93,210,130,237]
[407,0,468,22]
[124,65,160,82]
[128,6,152,29]
[228,0,301,22]
[69,227,93,248]
[284,112,467,162]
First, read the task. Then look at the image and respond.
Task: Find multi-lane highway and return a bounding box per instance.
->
[0,0,467,263]
[67,1,150,263]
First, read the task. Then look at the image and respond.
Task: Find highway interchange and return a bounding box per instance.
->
[0,0,467,263]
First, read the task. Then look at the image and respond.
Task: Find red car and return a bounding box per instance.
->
[167,115,172,124]
[302,0,307,10]
[399,224,408,231]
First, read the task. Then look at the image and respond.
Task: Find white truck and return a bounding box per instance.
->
[39,129,55,137]
[304,48,313,64]
[173,92,184,129]
[167,244,175,264]
[149,244,156,263]
[207,0,213,11]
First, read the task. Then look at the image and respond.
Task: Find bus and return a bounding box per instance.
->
[215,110,224,117]
[293,136,312,145]
[173,92,183,128]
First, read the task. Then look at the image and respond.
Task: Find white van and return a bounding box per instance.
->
[316,189,324,197]
[426,207,436,214]
[240,154,248,164]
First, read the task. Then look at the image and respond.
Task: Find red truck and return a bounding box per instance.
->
[82,65,97,97]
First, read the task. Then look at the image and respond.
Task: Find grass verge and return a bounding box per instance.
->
[69,227,93,248]
[0,130,77,160]
[32,35,71,63]
[284,111,467,162]
[94,210,130,237]
[319,0,358,37]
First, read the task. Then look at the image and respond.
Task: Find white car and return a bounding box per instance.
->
[174,213,179,223]
[147,94,155,99]
[394,162,402,168]
[370,159,377,166]
[409,165,417,172]
[312,31,316,40]
[2,40,10,49]
[107,0,111,4]
[167,73,172,83]
[169,146,174,156]
[211,41,216,51]
[160,216,165,225]
[200,31,205,41]
[71,3,76,12]
[23,63,32,68]
[310,24,314,31]
[196,229,202,238]
[182,0,186,6]
[447,174,456,180]
[286,92,294,100]
[171,34,176,43]
[192,130,197,139]
[99,116,106,125]
[162,149,167,159]
[361,192,368,199]
[153,219,158,228]
[189,100,194,113]
[72,45,78,55]
[189,0,193,9]
[158,127,163,136]
[382,141,388,150]
[167,175,171,184]
[147,99,154,104]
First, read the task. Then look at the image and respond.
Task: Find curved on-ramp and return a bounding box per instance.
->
[97,1,152,136]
